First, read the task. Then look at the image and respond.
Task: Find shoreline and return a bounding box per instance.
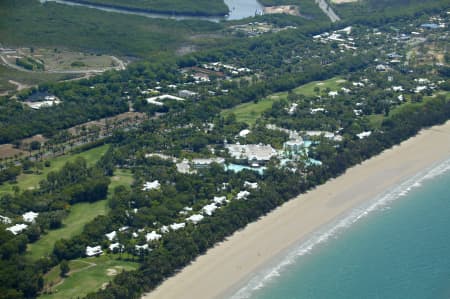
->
[143,121,450,299]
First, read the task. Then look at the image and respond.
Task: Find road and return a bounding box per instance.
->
[315,0,340,23]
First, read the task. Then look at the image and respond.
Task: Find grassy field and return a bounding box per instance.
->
[41,255,138,299]
[0,65,78,94]
[221,95,285,125]
[222,76,345,125]
[27,167,133,260]
[0,144,110,195]
[5,48,120,72]
[27,200,109,260]
[292,76,345,96]
[366,91,450,128]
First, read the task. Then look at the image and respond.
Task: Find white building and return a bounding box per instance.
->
[244,181,259,189]
[283,139,304,153]
[213,196,227,204]
[0,215,11,224]
[226,143,277,164]
[186,214,204,224]
[146,231,162,242]
[202,203,218,216]
[142,180,161,191]
[169,222,186,231]
[86,245,103,257]
[109,243,122,251]
[105,231,117,241]
[236,190,250,200]
[22,211,39,223]
[6,224,28,235]
[357,131,372,139]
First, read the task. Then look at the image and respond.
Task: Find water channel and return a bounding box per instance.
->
[39,0,264,22]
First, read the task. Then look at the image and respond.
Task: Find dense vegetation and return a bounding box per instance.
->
[73,0,229,16]
[0,0,449,298]
[0,0,223,58]
[0,155,111,298]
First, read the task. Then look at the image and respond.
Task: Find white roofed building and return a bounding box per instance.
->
[202,203,218,216]
[0,215,11,224]
[226,143,277,164]
[22,211,39,223]
[186,214,204,224]
[105,231,117,241]
[86,246,103,257]
[6,224,28,235]
[142,180,161,191]
[169,223,186,231]
[146,231,162,242]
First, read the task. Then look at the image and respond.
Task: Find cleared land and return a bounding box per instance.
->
[27,167,133,260]
[221,76,345,125]
[2,48,123,73]
[0,144,110,195]
[41,255,138,299]
[0,64,77,94]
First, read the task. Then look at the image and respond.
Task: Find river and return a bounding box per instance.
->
[39,0,264,22]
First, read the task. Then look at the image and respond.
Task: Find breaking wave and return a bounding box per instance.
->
[230,158,450,299]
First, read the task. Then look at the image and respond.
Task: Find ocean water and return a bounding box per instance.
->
[232,158,450,299]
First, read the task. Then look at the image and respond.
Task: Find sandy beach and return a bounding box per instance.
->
[143,121,450,299]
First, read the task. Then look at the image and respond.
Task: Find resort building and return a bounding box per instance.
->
[225,143,277,164]
[192,157,225,169]
[283,139,304,154]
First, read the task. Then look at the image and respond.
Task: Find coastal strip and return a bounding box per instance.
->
[143,121,450,299]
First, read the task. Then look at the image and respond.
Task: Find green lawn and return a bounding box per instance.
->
[27,200,109,260]
[293,76,345,96]
[0,144,110,195]
[221,95,286,125]
[41,255,138,299]
[27,168,133,260]
[221,76,346,125]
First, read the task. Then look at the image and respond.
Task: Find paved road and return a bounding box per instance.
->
[315,0,340,23]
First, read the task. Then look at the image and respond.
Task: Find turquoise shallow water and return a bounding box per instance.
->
[233,159,450,299]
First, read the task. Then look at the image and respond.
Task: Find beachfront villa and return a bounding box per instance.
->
[186,214,204,224]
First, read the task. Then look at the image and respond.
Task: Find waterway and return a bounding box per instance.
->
[39,0,264,22]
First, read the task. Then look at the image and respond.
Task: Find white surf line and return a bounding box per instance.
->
[315,0,340,22]
[230,157,450,299]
